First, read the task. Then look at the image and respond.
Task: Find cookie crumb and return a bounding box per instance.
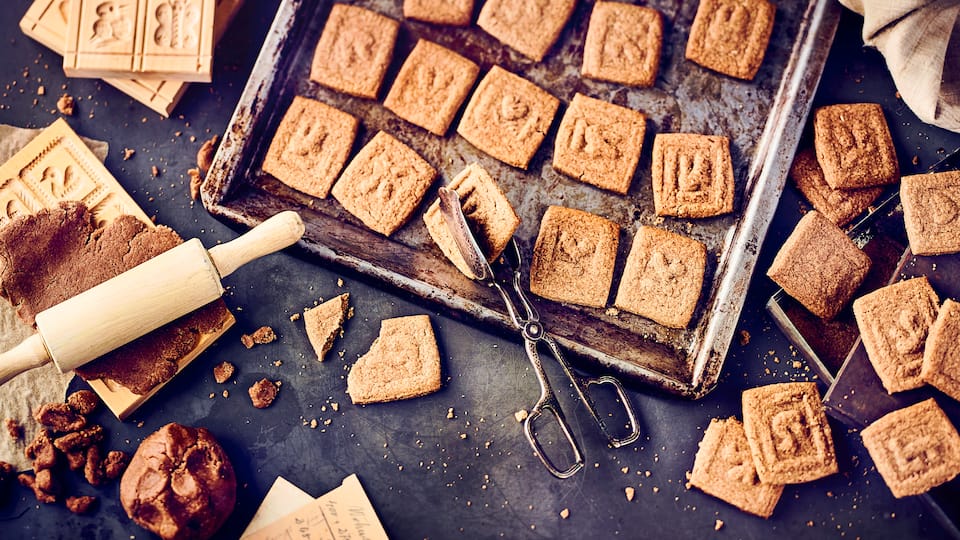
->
[337,278,344,287]
[213,361,235,384]
[222,390,229,398]
[625,486,635,501]
[57,94,74,115]
[289,312,301,321]
[560,508,569,519]
[249,378,279,409]
[331,403,339,412]
[714,519,724,531]
[447,407,455,419]
[514,409,528,422]
[739,330,751,346]
[188,168,202,201]
[122,148,135,161]
[151,165,160,177]
[37,85,45,96]
[310,419,318,429]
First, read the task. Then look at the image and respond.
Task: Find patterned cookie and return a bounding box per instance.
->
[853,276,939,394]
[685,0,776,80]
[741,382,838,484]
[921,299,960,402]
[476,0,576,61]
[789,148,883,227]
[581,2,663,87]
[861,398,960,498]
[689,417,784,518]
[651,133,734,218]
[813,103,899,189]
[901,170,960,256]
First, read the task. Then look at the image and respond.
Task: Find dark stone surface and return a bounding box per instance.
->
[0,2,958,539]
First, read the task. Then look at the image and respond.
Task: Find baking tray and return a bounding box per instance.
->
[203,0,841,398]
[767,148,960,538]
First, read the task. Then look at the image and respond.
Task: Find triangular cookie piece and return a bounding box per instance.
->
[303,293,350,361]
[347,315,441,404]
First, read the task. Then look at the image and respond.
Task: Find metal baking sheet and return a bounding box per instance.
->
[203,0,841,398]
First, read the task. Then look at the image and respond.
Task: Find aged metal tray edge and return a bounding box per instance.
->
[204,0,841,399]
[687,0,842,397]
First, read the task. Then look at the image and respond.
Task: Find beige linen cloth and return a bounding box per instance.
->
[839,0,960,133]
[0,125,108,471]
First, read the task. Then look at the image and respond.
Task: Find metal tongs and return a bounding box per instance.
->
[439,188,640,478]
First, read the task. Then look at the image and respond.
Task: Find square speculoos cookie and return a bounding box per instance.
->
[581,2,663,87]
[651,133,734,218]
[331,131,437,237]
[813,103,899,189]
[310,4,400,99]
[901,170,960,256]
[403,0,474,26]
[922,299,960,402]
[861,398,960,498]
[262,96,359,199]
[529,206,619,309]
[853,276,940,394]
[789,148,883,228]
[614,226,706,328]
[423,163,520,278]
[767,210,871,320]
[384,39,480,136]
[552,93,646,195]
[477,0,576,61]
[685,0,776,81]
[689,417,784,518]
[741,382,838,484]
[457,65,560,169]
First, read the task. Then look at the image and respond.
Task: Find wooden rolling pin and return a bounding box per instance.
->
[0,211,305,385]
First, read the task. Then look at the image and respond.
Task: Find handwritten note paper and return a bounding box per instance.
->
[241,474,389,540]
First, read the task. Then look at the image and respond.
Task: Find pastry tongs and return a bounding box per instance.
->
[438,188,640,478]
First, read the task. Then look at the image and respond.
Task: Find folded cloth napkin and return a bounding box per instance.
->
[839,0,960,133]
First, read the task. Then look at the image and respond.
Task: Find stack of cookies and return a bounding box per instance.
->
[19,0,245,116]
[689,382,838,518]
[261,0,781,332]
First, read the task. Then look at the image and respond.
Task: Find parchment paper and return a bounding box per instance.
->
[0,124,108,471]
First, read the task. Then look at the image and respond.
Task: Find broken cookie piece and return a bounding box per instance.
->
[197,135,219,173]
[34,402,86,433]
[249,378,279,409]
[347,315,441,404]
[66,495,98,514]
[303,293,350,361]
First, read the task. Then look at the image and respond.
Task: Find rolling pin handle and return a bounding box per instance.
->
[0,334,52,386]
[208,211,305,278]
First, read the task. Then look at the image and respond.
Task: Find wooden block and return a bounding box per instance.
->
[0,118,150,228]
[0,119,234,419]
[21,0,243,115]
[63,0,217,82]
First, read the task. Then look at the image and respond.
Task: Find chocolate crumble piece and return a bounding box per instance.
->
[242,326,277,349]
[103,450,129,480]
[188,168,202,200]
[4,418,22,440]
[213,361,235,384]
[19,470,59,503]
[25,429,57,471]
[66,495,98,514]
[54,425,105,454]
[84,446,104,486]
[34,402,86,433]
[67,390,100,416]
[66,449,87,471]
[249,378,279,409]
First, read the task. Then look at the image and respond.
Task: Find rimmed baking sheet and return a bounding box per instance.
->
[204,0,841,398]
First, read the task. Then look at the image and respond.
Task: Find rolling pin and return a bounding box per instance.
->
[0,211,305,385]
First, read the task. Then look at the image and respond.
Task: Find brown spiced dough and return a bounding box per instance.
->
[120,423,236,540]
[67,390,100,416]
[34,402,86,433]
[0,202,230,395]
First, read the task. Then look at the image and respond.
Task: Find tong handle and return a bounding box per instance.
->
[522,339,585,479]
[542,334,641,449]
[524,399,585,479]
